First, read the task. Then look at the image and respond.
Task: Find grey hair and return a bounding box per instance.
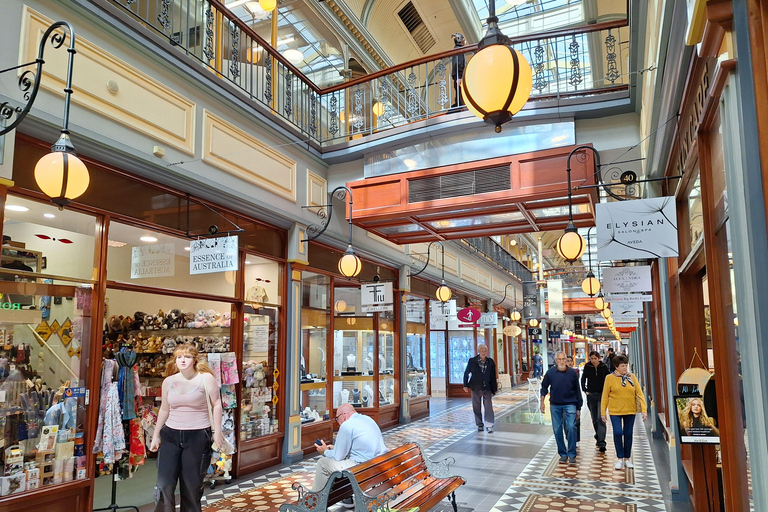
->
[555,351,567,359]
[477,343,488,351]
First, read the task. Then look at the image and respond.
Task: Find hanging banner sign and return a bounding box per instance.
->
[190,236,238,275]
[612,313,644,320]
[430,300,456,329]
[596,197,679,260]
[131,243,175,279]
[522,281,538,319]
[478,312,498,329]
[608,293,653,303]
[574,315,582,335]
[457,307,481,324]
[602,266,652,294]
[548,279,563,319]
[361,282,394,312]
[613,301,644,313]
[528,327,542,336]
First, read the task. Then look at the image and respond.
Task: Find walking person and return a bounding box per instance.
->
[149,343,224,512]
[566,355,581,446]
[540,352,582,464]
[532,350,544,379]
[463,343,498,433]
[451,33,466,107]
[581,350,609,452]
[601,355,647,469]
[604,348,616,372]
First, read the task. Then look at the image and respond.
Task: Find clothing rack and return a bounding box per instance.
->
[92,450,139,512]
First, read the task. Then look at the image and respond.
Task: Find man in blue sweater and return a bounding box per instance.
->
[540,351,583,464]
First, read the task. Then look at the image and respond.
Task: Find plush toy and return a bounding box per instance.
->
[105,315,121,341]
[132,312,146,330]
[243,362,256,388]
[189,309,207,329]
[220,312,231,328]
[144,314,156,331]
[168,309,183,329]
[121,316,134,332]
[162,337,177,354]
[254,363,266,388]
[72,316,83,343]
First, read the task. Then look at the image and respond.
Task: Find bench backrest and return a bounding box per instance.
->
[350,443,431,497]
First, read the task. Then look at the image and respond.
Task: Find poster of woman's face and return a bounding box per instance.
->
[675,396,720,444]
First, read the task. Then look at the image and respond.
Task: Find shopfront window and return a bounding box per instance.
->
[106,221,235,298]
[242,306,280,439]
[688,175,703,249]
[448,329,473,384]
[333,287,376,409]
[0,195,97,496]
[378,311,396,405]
[405,297,427,398]
[300,272,330,419]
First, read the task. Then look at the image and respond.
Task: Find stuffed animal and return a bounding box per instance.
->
[189,309,207,329]
[254,363,266,388]
[162,337,177,354]
[220,312,231,328]
[243,362,256,388]
[168,309,183,329]
[133,312,146,330]
[121,316,134,332]
[207,311,223,328]
[154,310,168,330]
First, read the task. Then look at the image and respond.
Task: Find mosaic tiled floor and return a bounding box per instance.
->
[201,386,533,508]
[491,396,666,512]
[203,472,313,511]
[519,495,636,512]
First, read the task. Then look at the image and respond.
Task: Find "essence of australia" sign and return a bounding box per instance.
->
[131,244,175,279]
[190,236,239,275]
[596,197,678,260]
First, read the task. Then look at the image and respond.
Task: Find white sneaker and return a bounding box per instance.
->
[614,460,624,470]
[625,460,634,469]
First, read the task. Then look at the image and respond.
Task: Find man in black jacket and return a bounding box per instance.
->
[603,348,616,372]
[451,33,466,108]
[463,344,498,433]
[581,351,610,451]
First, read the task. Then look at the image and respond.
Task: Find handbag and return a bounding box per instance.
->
[202,376,235,454]
[633,376,644,413]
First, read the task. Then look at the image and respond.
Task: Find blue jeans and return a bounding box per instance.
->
[533,365,543,378]
[610,414,636,459]
[550,404,577,458]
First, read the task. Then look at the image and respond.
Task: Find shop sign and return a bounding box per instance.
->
[0,303,22,310]
[502,325,516,336]
[596,336,607,341]
[528,327,542,336]
[63,387,86,398]
[574,316,582,335]
[131,243,175,279]
[608,293,652,303]
[602,266,652,294]
[430,300,456,329]
[612,300,644,313]
[36,321,53,341]
[550,331,561,338]
[189,236,238,275]
[596,197,679,260]
[361,282,393,313]
[478,312,498,329]
[522,281,538,319]
[548,279,563,319]
[457,307,481,325]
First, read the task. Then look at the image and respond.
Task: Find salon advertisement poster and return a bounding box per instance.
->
[674,395,720,444]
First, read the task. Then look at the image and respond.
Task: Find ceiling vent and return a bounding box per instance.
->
[397,2,435,54]
[408,166,511,203]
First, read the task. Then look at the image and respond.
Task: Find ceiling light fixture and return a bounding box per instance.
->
[140,236,158,243]
[410,241,452,302]
[44,213,56,218]
[283,48,304,64]
[5,205,30,212]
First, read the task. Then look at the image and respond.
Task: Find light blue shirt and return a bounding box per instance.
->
[324,412,387,463]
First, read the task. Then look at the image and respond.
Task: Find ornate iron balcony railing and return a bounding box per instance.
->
[107,0,630,147]
[463,238,533,283]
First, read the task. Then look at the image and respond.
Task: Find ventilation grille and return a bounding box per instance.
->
[397,2,435,54]
[408,166,511,203]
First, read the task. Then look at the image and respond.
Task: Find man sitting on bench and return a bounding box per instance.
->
[312,403,388,505]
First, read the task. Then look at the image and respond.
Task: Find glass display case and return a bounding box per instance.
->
[378,311,396,405]
[448,330,474,384]
[405,297,427,398]
[240,307,280,439]
[333,317,375,408]
[300,272,331,422]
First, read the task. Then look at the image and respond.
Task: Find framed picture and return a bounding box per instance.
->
[674,395,720,444]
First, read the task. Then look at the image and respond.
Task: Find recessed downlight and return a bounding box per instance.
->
[44,213,56,219]
[245,260,252,265]
[5,205,29,212]
[184,246,191,251]
[140,236,158,242]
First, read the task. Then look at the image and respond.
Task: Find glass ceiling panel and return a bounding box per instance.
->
[426,211,525,229]
[224,0,346,87]
[531,206,571,218]
[375,224,427,234]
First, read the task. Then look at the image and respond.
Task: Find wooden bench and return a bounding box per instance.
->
[280,442,464,512]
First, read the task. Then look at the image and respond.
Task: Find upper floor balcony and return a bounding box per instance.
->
[105,0,633,151]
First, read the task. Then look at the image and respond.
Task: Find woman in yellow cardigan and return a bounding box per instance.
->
[601,355,647,470]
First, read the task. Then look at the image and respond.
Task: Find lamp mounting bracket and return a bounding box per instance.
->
[408,241,445,279]
[0,21,76,136]
[301,186,353,243]
[184,193,244,238]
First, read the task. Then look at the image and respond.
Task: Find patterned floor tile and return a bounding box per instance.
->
[203,472,314,511]
[518,494,636,512]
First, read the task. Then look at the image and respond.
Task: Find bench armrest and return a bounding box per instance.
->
[424,454,457,479]
[279,477,334,512]
[338,469,396,512]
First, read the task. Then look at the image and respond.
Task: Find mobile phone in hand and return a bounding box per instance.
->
[315,439,323,446]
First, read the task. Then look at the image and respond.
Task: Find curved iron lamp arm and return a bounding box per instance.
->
[566,144,624,203]
[585,226,595,272]
[302,186,353,243]
[409,241,445,278]
[496,283,519,308]
[0,21,76,136]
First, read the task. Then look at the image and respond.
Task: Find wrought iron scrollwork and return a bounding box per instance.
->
[303,187,353,242]
[568,34,582,88]
[264,55,273,103]
[533,43,548,92]
[605,30,619,84]
[378,78,394,122]
[157,0,171,34]
[284,71,293,116]
[353,85,364,130]
[328,94,339,135]
[203,5,215,61]
[309,93,317,135]
[436,60,449,108]
[229,25,240,79]
[0,21,76,136]
[407,69,419,117]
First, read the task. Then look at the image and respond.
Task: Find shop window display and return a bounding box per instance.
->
[301,272,331,421]
[333,286,376,409]
[0,195,96,496]
[448,330,474,384]
[241,307,280,439]
[405,297,427,398]
[378,311,396,406]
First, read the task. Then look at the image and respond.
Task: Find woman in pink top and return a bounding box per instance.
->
[149,344,224,512]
